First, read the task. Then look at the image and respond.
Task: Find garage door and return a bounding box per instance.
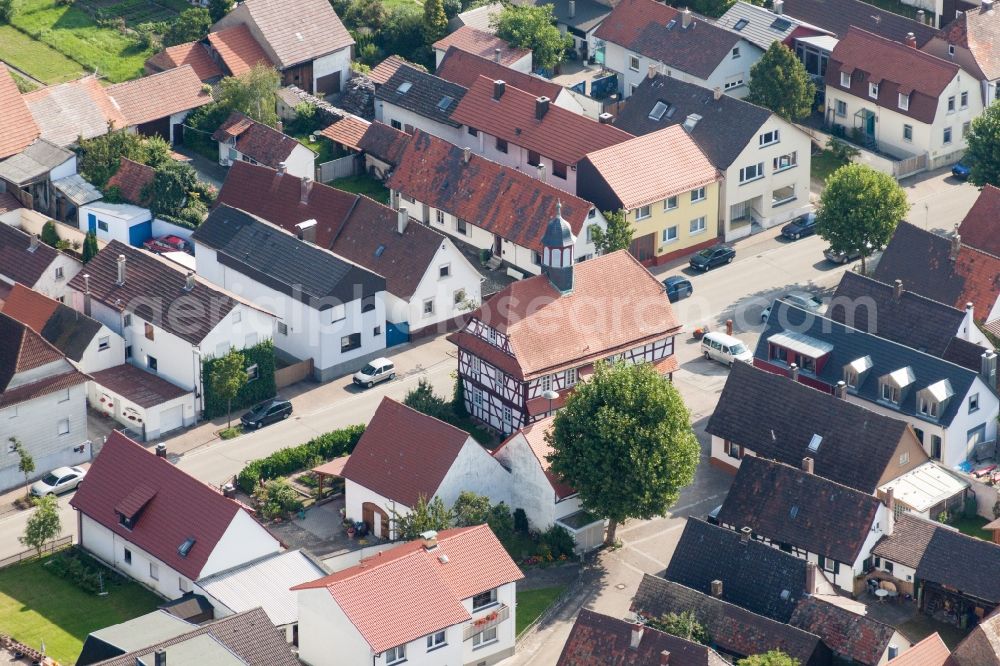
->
[160,405,183,434]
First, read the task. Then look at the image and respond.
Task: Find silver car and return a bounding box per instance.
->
[761,292,826,322]
[31,466,86,496]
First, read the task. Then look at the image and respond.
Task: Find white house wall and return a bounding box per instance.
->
[75,324,125,374]
[49,155,77,182]
[458,128,580,194]
[376,100,468,148]
[404,236,483,332]
[344,478,409,539]
[79,203,151,246]
[297,588,390,666]
[88,379,194,441]
[312,49,352,95]
[435,439,512,508]
[460,581,518,665]
[198,509,281,578]
[18,251,82,302]
[493,435,559,529]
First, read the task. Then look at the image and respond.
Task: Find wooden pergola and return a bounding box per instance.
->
[312,455,350,497]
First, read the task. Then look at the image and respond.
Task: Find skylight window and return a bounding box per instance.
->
[733,18,749,30]
[437,95,454,111]
[177,537,196,558]
[666,19,677,29]
[770,18,792,30]
[649,101,670,120]
[375,245,386,257]
[789,506,799,519]
[396,81,412,94]
[808,434,822,452]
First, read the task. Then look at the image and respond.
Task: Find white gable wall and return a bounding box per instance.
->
[375,99,467,148]
[74,324,126,374]
[298,588,374,666]
[198,509,282,578]
[435,438,512,508]
[402,235,483,332]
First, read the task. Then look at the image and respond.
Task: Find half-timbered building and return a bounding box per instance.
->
[448,211,682,434]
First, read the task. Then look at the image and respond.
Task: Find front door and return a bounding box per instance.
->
[865,110,876,138]
[628,232,656,262]
[492,234,502,257]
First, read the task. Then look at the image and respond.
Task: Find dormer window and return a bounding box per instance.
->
[917,380,953,422]
[844,355,872,391]
[869,82,879,99]
[918,397,938,418]
[840,71,851,87]
[881,383,900,405]
[879,367,915,407]
[898,93,909,111]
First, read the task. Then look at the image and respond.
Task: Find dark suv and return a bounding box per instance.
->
[240,398,292,430]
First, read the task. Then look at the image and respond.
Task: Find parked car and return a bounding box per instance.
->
[700,331,752,367]
[823,246,865,264]
[952,162,972,180]
[689,244,735,271]
[780,213,817,240]
[761,291,826,322]
[240,398,292,429]
[663,276,693,302]
[144,235,191,255]
[352,358,396,388]
[30,466,86,497]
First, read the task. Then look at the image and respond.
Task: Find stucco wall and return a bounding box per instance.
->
[199,509,281,578]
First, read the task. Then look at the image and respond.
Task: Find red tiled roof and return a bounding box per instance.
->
[789,597,896,666]
[826,27,959,125]
[106,157,155,206]
[107,65,213,127]
[448,250,681,379]
[208,25,274,76]
[319,115,370,150]
[494,415,576,499]
[933,5,1000,80]
[212,111,302,169]
[70,431,257,580]
[292,525,523,653]
[450,76,633,166]
[958,184,1000,258]
[954,244,1000,322]
[889,633,950,666]
[387,130,597,252]
[435,47,561,100]
[0,312,86,408]
[1,282,58,332]
[0,192,22,215]
[91,363,189,408]
[0,67,40,159]
[356,120,411,166]
[369,55,426,85]
[145,41,223,82]
[341,397,472,507]
[433,27,529,67]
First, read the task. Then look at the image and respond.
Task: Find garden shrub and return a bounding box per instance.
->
[541,525,575,559]
[45,547,125,594]
[237,424,365,493]
[201,340,276,419]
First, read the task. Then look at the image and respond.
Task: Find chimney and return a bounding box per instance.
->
[982,349,998,387]
[598,112,613,124]
[535,96,551,120]
[154,649,166,666]
[710,579,723,597]
[802,456,814,474]
[29,235,39,252]
[222,483,236,498]
[711,86,722,101]
[300,176,313,204]
[83,273,92,316]
[966,301,975,323]
[773,0,784,13]
[295,219,317,244]
[463,146,472,164]
[647,62,658,79]
[904,32,917,48]
[740,526,752,544]
[790,362,799,382]
[917,9,925,23]
[885,486,895,536]
[184,271,195,292]
[397,207,409,235]
[630,623,644,649]
[835,380,847,399]
[493,79,506,100]
[681,7,693,28]
[983,0,994,11]
[277,162,287,176]
[682,114,701,133]
[155,443,167,458]
[660,651,671,666]
[116,254,126,285]
[537,163,546,182]
[420,530,438,550]
[569,0,576,17]
[494,47,502,64]
[805,561,817,594]
[950,224,961,261]
[893,279,903,300]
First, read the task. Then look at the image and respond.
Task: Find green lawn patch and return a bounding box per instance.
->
[382,0,421,12]
[0,552,161,664]
[76,0,182,26]
[951,515,992,541]
[859,0,919,19]
[291,133,337,163]
[219,425,243,440]
[516,586,566,636]
[329,174,391,203]
[811,149,849,185]
[0,25,84,84]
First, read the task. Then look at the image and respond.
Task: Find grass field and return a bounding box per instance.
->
[10,0,156,83]
[329,174,391,203]
[516,586,566,636]
[0,24,84,84]
[77,0,184,25]
[811,149,849,185]
[0,554,161,664]
[952,515,991,541]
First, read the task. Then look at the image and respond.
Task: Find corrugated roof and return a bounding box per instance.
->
[52,173,102,206]
[0,139,74,186]
[0,67,40,159]
[877,461,968,513]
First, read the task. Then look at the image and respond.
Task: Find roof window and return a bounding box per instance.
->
[396,81,412,94]
[808,434,822,452]
[649,101,671,120]
[734,18,749,30]
[178,537,196,558]
[770,17,792,30]
[437,95,454,111]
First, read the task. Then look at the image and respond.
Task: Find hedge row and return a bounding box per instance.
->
[202,340,277,419]
[236,424,366,493]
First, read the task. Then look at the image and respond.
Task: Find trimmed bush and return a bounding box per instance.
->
[201,340,276,419]
[237,424,365,493]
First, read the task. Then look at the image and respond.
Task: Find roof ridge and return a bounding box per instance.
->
[845,26,959,70]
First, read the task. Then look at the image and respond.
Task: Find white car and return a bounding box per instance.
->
[761,292,826,322]
[352,358,396,388]
[30,466,86,497]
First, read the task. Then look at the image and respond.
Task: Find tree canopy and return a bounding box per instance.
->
[164,8,212,47]
[738,651,800,666]
[210,349,247,427]
[394,496,454,540]
[747,42,815,122]
[21,495,61,556]
[423,0,448,45]
[816,163,909,273]
[547,361,699,545]
[491,5,572,71]
[216,63,281,126]
[964,101,1000,187]
[647,611,711,645]
[208,0,233,22]
[592,209,634,254]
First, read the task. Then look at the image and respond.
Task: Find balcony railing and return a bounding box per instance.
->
[463,604,510,641]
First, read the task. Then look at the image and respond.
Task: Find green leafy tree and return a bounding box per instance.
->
[453,490,492,527]
[77,131,147,189]
[394,495,454,540]
[151,162,198,217]
[210,349,247,427]
[591,209,634,254]
[747,42,815,121]
[164,8,212,47]
[403,378,453,421]
[964,101,1000,187]
[217,63,281,126]
[378,9,431,67]
[738,650,800,666]
[491,5,572,71]
[452,375,469,417]
[344,0,386,31]
[0,0,21,23]
[20,495,61,556]
[423,0,448,44]
[82,232,99,263]
[687,0,736,18]
[11,438,34,497]
[647,611,711,645]
[40,221,60,248]
[141,135,173,169]
[252,478,303,520]
[816,163,909,274]
[208,0,233,22]
[547,361,699,546]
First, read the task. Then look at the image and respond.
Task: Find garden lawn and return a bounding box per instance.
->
[292,134,337,163]
[951,515,991,541]
[11,0,156,83]
[0,555,161,665]
[811,149,848,185]
[516,586,566,636]
[0,25,83,84]
[329,174,391,204]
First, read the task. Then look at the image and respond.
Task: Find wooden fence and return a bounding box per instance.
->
[317,155,360,183]
[275,357,314,388]
[0,535,73,570]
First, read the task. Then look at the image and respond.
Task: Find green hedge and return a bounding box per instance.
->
[236,424,366,493]
[201,340,277,419]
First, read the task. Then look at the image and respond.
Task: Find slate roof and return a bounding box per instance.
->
[0,312,87,408]
[612,73,772,169]
[544,0,613,33]
[230,0,354,68]
[706,362,912,493]
[957,183,1000,258]
[368,55,427,86]
[145,40,223,82]
[789,597,896,666]
[0,139,74,186]
[2,283,102,362]
[70,431,259,581]
[0,222,63,288]
[557,609,729,666]
[631,575,826,665]
[0,67,40,159]
[66,240,249,345]
[386,129,596,253]
[357,120,411,166]
[341,397,475,507]
[106,65,212,127]
[581,126,719,209]
[449,250,681,379]
[937,5,1000,81]
[664,518,814,622]
[432,26,530,66]
[436,46,562,100]
[105,157,155,207]
[90,363,188,408]
[951,610,1000,666]
[92,608,298,666]
[292,525,524,653]
[493,415,576,500]
[718,456,881,564]
[207,25,274,76]
[781,0,936,44]
[754,299,994,428]
[23,76,126,146]
[450,75,633,166]
[594,0,744,79]
[889,632,950,666]
[826,28,958,125]
[375,64,467,128]
[193,204,385,307]
[716,2,824,51]
[212,111,304,168]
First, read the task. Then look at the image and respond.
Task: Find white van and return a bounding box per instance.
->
[701,332,753,367]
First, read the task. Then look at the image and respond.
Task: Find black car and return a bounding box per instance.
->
[780,212,817,240]
[240,398,292,429]
[663,276,693,302]
[689,244,735,271]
